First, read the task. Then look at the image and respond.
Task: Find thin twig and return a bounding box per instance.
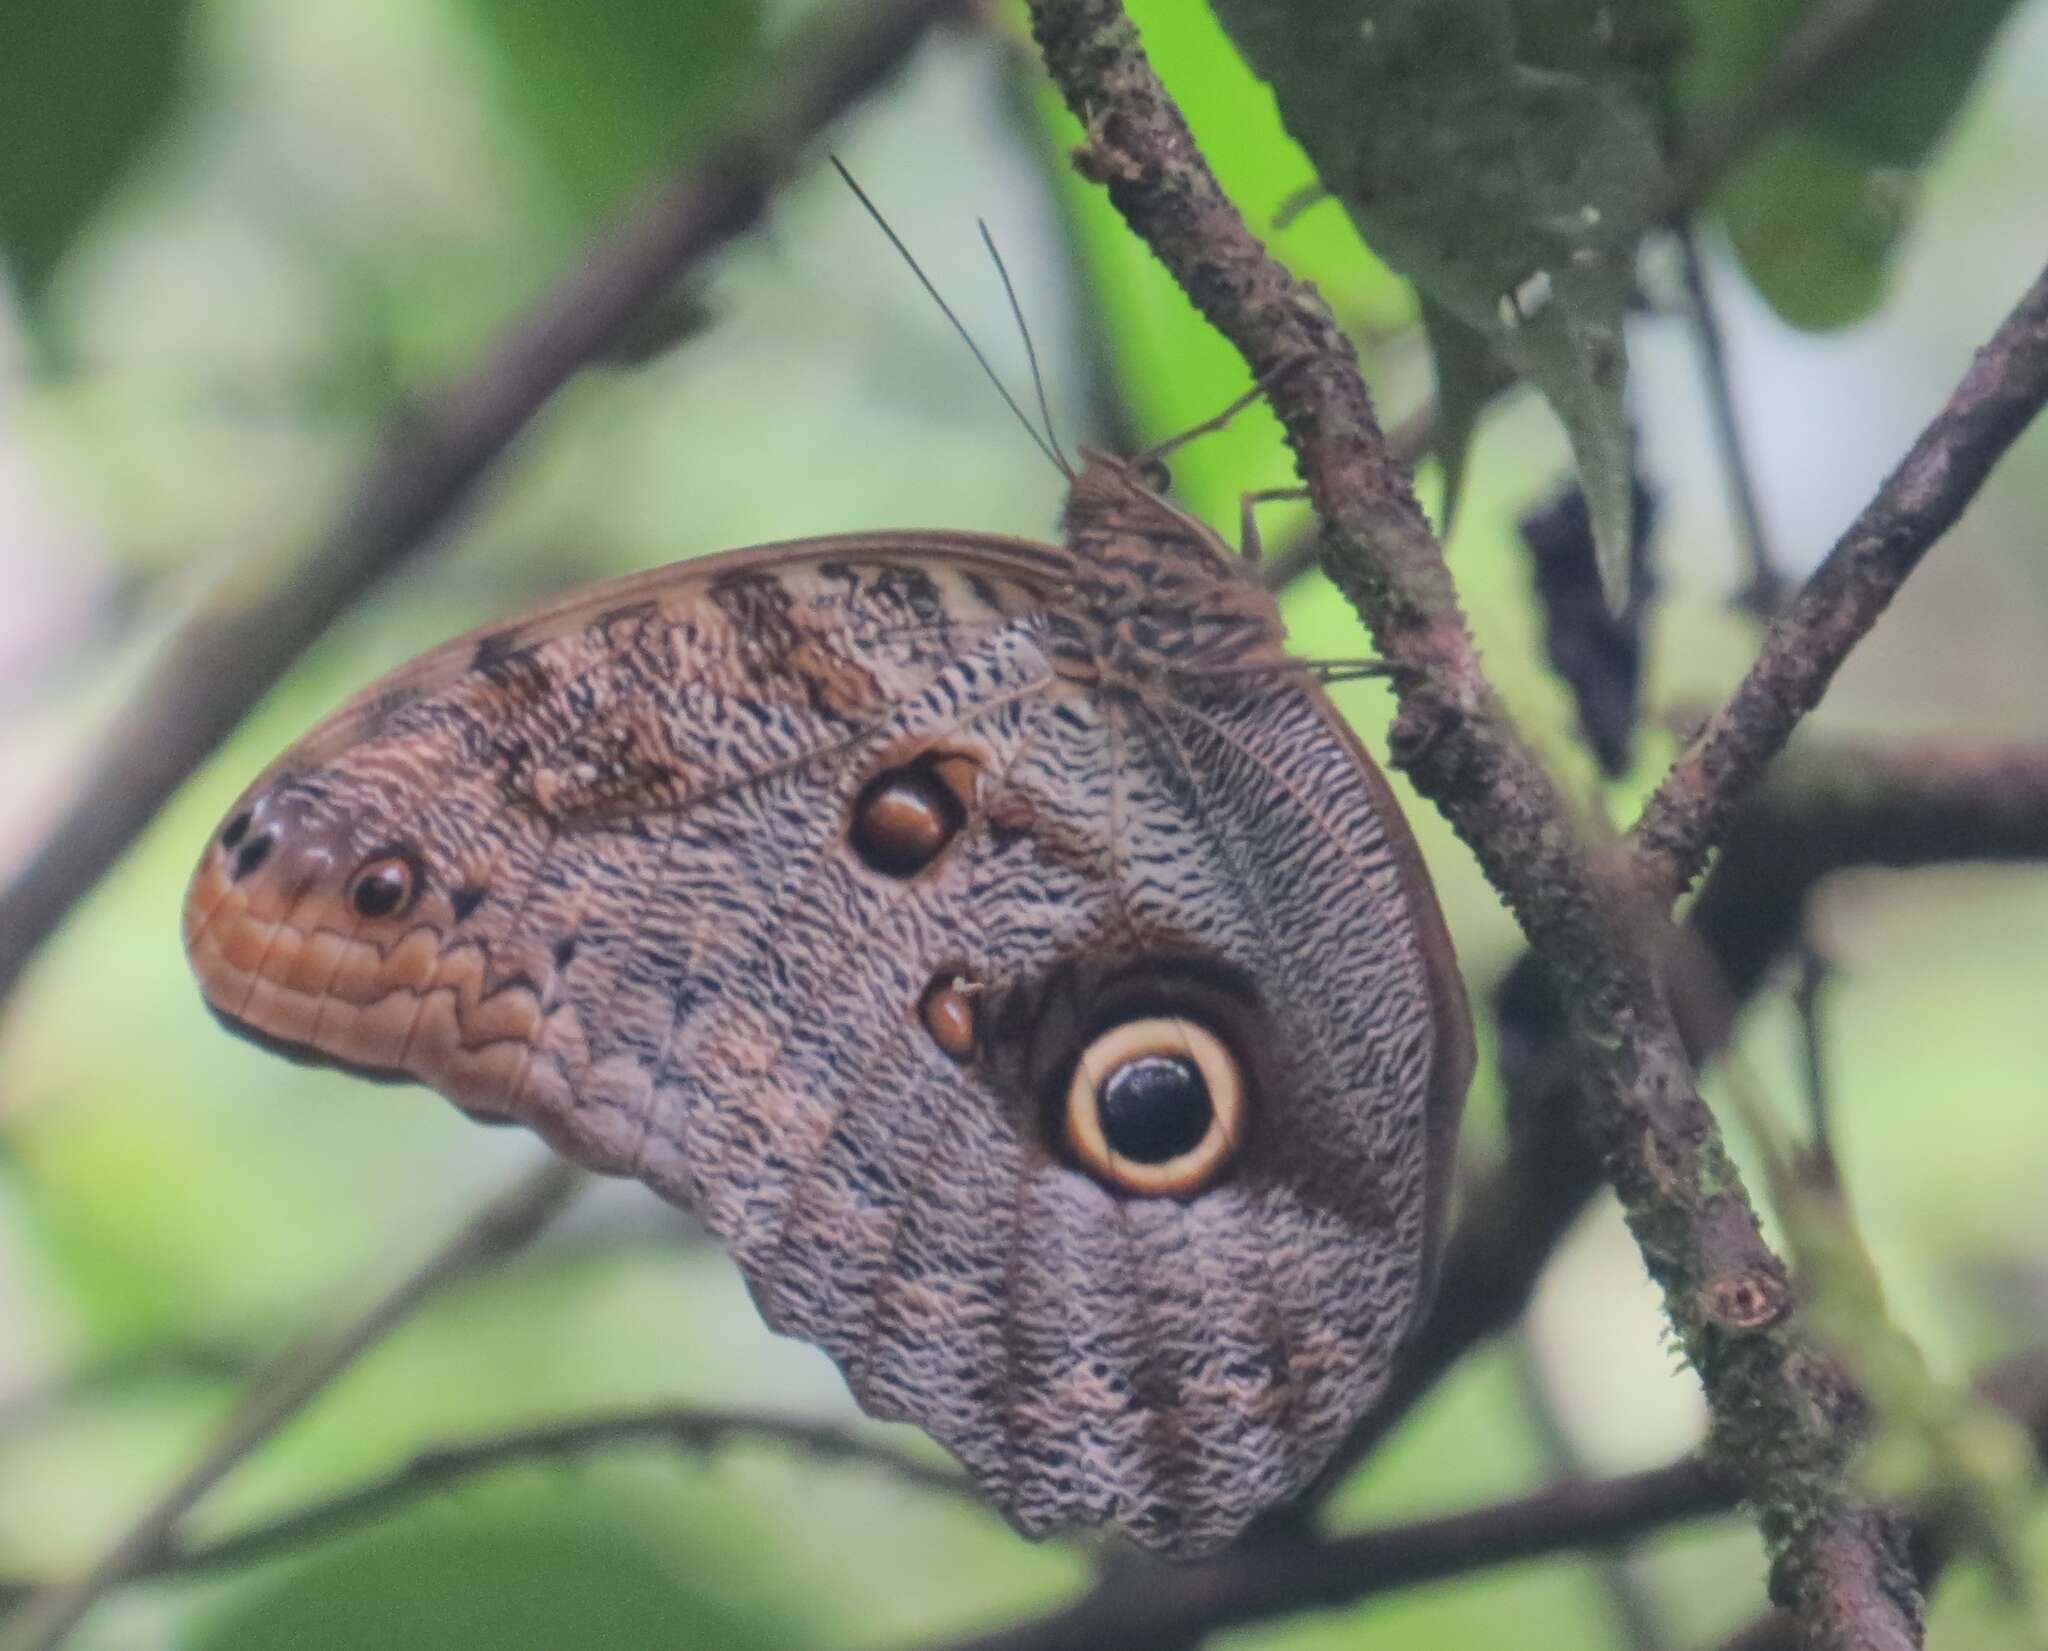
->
[0,1404,968,1596]
[0,0,972,1010]
[1678,225,1788,618]
[1792,945,1836,1152]
[1633,261,2048,899]
[0,1159,585,1651]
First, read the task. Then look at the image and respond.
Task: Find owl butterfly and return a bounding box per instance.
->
[185,411,1472,1555]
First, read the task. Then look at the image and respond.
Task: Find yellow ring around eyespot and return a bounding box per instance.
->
[1064,1015,1244,1197]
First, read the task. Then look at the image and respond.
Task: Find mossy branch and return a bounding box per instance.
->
[1013,4,2048,1644]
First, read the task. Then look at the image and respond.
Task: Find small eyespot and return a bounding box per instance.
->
[848,755,976,879]
[919,970,979,1063]
[348,853,421,920]
[231,830,276,881]
[220,810,252,851]
[1062,1016,1245,1197]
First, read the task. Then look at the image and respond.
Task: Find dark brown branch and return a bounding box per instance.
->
[1315,734,2048,1499]
[1023,7,1927,1644]
[924,1459,1729,1651]
[0,0,971,1010]
[1260,399,1436,590]
[1634,262,2048,898]
[1719,1350,2048,1651]
[0,1160,584,1651]
[937,1345,2048,1651]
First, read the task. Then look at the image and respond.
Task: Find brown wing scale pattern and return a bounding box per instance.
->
[186,455,1472,1557]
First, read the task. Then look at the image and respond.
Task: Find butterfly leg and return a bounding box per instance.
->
[1237,486,1309,564]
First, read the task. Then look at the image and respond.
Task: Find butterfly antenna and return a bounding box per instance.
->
[830,156,1070,479]
[978,219,1072,476]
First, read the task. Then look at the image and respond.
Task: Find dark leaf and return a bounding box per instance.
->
[1519,458,1659,777]
[0,0,195,302]
[1210,0,1682,603]
[458,0,765,223]
[1681,0,2025,329]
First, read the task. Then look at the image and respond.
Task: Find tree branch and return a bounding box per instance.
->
[1719,1350,2048,1651]
[0,1159,585,1651]
[923,1459,1729,1651]
[1018,8,2042,1644]
[1634,262,2048,897]
[928,1345,2048,1651]
[1311,734,2048,1501]
[0,1405,970,1604]
[0,0,971,1010]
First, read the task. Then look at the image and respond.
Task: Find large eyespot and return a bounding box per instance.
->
[1063,1016,1245,1197]
[347,852,422,920]
[848,754,976,879]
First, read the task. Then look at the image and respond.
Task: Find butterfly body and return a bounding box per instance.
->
[186,449,1471,1556]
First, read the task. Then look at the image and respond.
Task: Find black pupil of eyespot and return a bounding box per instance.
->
[220,811,251,851]
[1098,1054,1212,1164]
[352,864,409,918]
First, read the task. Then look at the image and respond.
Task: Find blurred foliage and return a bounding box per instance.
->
[183,1514,798,1651]
[1682,0,2029,328]
[3,0,2048,1649]
[1211,0,1673,605]
[458,0,763,223]
[0,0,195,306]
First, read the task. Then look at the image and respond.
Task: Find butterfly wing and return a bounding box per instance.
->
[185,534,1468,1556]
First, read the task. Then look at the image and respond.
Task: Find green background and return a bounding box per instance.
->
[4,1,2048,1646]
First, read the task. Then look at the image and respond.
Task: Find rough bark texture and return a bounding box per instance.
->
[1021,3,1984,1643]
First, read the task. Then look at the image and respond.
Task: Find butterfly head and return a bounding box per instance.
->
[1062,448,1235,570]
[1055,448,1293,685]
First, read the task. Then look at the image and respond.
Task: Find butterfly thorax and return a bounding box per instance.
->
[1050,449,1293,689]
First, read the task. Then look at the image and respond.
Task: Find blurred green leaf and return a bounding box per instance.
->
[1416,295,1503,541]
[0,0,194,301]
[1682,0,2024,329]
[185,1516,797,1651]
[1209,0,1677,607]
[457,0,764,222]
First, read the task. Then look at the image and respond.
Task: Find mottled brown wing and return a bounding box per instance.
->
[184,531,1468,1557]
[889,673,1472,1554]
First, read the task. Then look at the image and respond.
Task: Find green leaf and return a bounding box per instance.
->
[1415,296,1497,539]
[458,0,764,222]
[1209,0,1677,606]
[1682,0,2025,329]
[186,1516,798,1651]
[0,0,195,301]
